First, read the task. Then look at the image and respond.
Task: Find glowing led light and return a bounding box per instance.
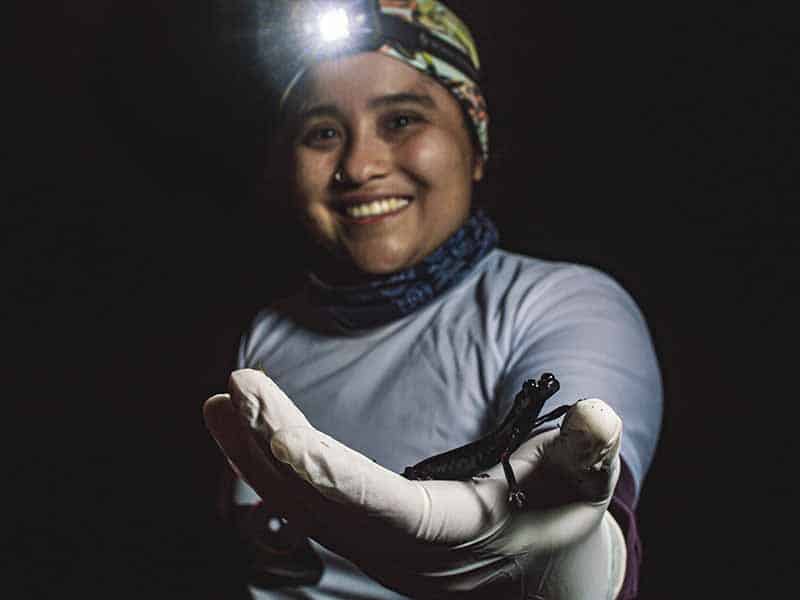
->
[317,8,351,43]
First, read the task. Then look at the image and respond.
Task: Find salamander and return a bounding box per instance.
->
[402,373,569,508]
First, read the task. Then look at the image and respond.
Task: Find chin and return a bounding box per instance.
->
[350,248,418,276]
[353,259,407,276]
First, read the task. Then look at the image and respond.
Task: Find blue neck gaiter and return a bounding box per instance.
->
[307,210,499,331]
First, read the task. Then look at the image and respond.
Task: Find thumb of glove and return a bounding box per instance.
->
[228,368,312,436]
[268,427,431,536]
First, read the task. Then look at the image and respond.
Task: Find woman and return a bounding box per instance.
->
[204,1,662,598]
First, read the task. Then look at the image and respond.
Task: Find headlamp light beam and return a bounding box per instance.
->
[317,8,351,43]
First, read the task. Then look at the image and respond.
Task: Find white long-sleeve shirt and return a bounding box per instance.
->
[234,248,663,599]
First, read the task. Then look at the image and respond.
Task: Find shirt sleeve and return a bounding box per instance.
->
[236,307,275,371]
[494,263,663,497]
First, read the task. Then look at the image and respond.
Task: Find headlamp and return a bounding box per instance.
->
[289,0,480,83]
[292,1,381,55]
[315,8,353,43]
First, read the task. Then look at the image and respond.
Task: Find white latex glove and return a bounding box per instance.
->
[204,369,625,599]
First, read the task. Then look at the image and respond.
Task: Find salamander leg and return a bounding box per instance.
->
[402,467,433,480]
[501,453,526,508]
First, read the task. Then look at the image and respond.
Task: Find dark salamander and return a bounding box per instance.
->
[402,373,570,508]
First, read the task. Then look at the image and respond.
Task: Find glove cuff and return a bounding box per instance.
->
[605,511,627,600]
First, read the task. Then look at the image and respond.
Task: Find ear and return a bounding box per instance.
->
[472,155,485,182]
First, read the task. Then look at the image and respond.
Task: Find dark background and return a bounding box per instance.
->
[7,1,795,598]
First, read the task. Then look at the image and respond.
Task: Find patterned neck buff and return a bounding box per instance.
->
[307,210,499,331]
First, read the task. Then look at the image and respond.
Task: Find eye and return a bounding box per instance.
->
[389,115,411,129]
[301,125,341,148]
[385,113,422,131]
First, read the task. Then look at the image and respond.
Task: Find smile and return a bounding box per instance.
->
[336,197,412,220]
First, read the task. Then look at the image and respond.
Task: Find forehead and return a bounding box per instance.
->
[285,52,454,117]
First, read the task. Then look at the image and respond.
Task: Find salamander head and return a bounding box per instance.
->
[540,372,559,392]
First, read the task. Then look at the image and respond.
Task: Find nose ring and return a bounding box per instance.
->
[333,169,347,184]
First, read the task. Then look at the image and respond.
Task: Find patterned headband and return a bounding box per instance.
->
[279,0,489,161]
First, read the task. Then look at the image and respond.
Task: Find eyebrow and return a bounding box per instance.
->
[367,92,437,110]
[297,104,344,122]
[297,92,437,122]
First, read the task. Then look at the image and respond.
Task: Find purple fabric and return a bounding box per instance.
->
[609,458,642,599]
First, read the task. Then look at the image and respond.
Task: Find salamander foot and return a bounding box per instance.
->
[402,467,432,480]
[508,489,527,509]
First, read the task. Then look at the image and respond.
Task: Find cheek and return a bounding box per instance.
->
[289,153,338,241]
[404,130,473,185]
[290,153,329,207]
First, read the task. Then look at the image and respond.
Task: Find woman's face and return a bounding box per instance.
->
[284,52,484,277]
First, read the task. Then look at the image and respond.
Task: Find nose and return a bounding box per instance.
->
[336,128,391,185]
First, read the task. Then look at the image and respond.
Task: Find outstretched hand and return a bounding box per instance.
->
[204,369,624,598]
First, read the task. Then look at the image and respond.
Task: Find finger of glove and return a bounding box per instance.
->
[475,437,613,558]
[270,427,422,526]
[416,428,564,535]
[271,426,534,547]
[228,368,311,436]
[545,398,622,503]
[466,409,621,557]
[203,393,310,519]
[505,428,562,478]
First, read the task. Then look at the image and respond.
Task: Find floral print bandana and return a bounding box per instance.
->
[375,0,488,161]
[280,0,489,161]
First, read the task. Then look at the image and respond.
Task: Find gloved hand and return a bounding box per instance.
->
[204,369,626,599]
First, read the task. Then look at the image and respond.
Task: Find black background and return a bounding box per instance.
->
[7,1,796,598]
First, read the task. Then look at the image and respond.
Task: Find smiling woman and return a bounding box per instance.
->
[204,2,663,599]
[284,53,483,277]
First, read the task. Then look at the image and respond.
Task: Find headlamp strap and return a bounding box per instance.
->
[377,14,480,83]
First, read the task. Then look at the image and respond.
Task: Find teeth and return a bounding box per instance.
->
[345,197,410,218]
